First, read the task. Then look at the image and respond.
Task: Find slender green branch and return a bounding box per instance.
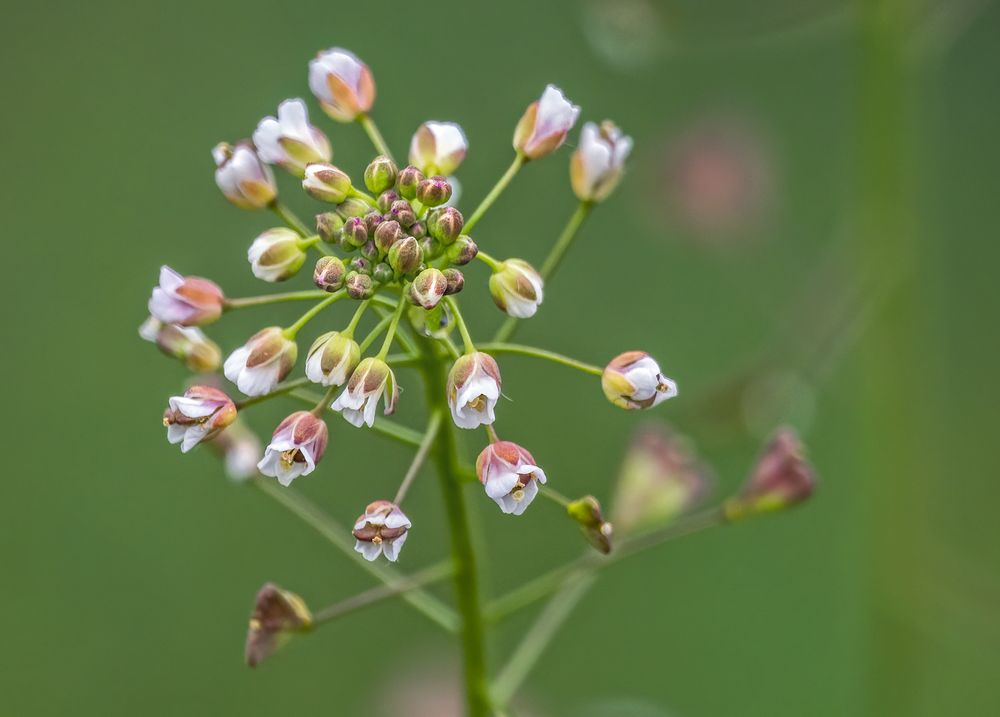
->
[288,388,424,446]
[394,410,443,504]
[383,352,421,367]
[224,290,330,311]
[343,300,370,338]
[475,342,602,376]
[377,293,409,360]
[539,485,572,508]
[313,560,453,625]
[446,297,476,354]
[235,377,310,409]
[357,113,395,163]
[252,478,458,631]
[359,314,393,353]
[349,187,379,208]
[475,250,502,271]
[283,290,346,338]
[374,302,419,357]
[269,200,312,236]
[464,154,526,234]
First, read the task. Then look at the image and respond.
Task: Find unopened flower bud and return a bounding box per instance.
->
[397,165,425,200]
[442,268,465,295]
[409,220,426,240]
[408,303,454,339]
[308,47,375,122]
[567,495,613,554]
[388,199,417,228]
[724,428,816,521]
[489,259,543,318]
[409,268,447,309]
[446,235,478,265]
[253,98,332,177]
[139,318,222,372]
[353,500,412,562]
[374,219,404,254]
[303,163,352,203]
[336,197,370,220]
[419,237,436,260]
[447,352,501,429]
[224,327,298,396]
[477,441,547,515]
[360,239,379,261]
[409,121,468,176]
[257,411,328,486]
[416,176,452,207]
[513,84,581,160]
[377,189,400,213]
[162,386,237,453]
[248,227,307,282]
[372,262,393,284]
[316,211,344,244]
[364,210,384,234]
[332,357,399,427]
[342,216,368,248]
[212,141,277,209]
[428,207,464,244]
[148,266,224,326]
[345,271,374,300]
[602,352,677,410]
[388,236,423,277]
[313,255,346,292]
[364,155,398,194]
[306,331,360,387]
[350,256,372,275]
[571,120,633,202]
[245,583,313,668]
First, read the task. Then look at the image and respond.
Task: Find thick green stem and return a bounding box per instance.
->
[418,338,492,716]
[464,154,525,234]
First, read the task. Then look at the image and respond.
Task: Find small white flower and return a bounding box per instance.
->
[253,98,332,177]
[409,121,468,176]
[513,84,581,160]
[257,411,329,487]
[476,441,548,516]
[305,331,360,387]
[446,353,502,430]
[330,357,398,427]
[213,141,277,209]
[488,259,544,319]
[353,500,411,562]
[148,266,224,326]
[601,351,678,410]
[248,228,307,282]
[224,327,298,397]
[162,386,236,453]
[308,48,375,122]
[571,121,633,202]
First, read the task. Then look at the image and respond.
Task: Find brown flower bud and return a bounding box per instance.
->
[443,268,464,295]
[245,583,313,668]
[364,155,398,194]
[336,197,369,220]
[342,216,368,248]
[416,176,452,207]
[408,268,447,309]
[428,206,464,244]
[315,211,344,245]
[409,220,426,240]
[364,210,384,234]
[388,199,417,228]
[313,255,346,292]
[397,165,425,200]
[346,271,374,300]
[374,219,404,254]
[388,236,423,277]
[445,235,478,266]
[724,428,816,520]
[377,189,400,213]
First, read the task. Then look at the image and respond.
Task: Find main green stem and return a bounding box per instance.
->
[418,337,491,716]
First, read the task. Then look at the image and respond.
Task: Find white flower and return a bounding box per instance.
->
[308,48,375,122]
[253,98,332,176]
[248,228,307,282]
[513,84,581,160]
[488,259,544,319]
[148,266,224,326]
[212,141,277,209]
[224,327,298,397]
[257,411,329,487]
[305,331,360,387]
[162,386,236,453]
[409,121,468,176]
[330,357,398,427]
[139,317,222,372]
[601,351,678,410]
[571,121,633,202]
[476,441,548,515]
[446,352,502,430]
[352,500,411,562]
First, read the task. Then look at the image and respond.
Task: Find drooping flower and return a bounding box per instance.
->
[257,411,329,486]
[308,48,375,122]
[245,583,313,668]
[601,351,677,410]
[409,121,468,176]
[488,259,544,318]
[224,327,298,397]
[139,317,222,372]
[162,386,237,453]
[513,85,581,160]
[305,331,360,387]
[331,357,398,427]
[476,441,548,515]
[147,266,224,326]
[566,495,614,554]
[446,352,502,430]
[252,98,332,177]
[248,228,308,282]
[352,500,411,562]
[725,428,816,520]
[570,121,633,202]
[212,141,277,209]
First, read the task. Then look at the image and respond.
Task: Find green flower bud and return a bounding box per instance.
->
[342,216,368,248]
[364,155,398,194]
[446,235,478,266]
[428,206,464,244]
[302,163,352,203]
[420,237,443,261]
[567,495,613,555]
[388,236,423,277]
[388,199,417,228]
[336,197,369,220]
[350,256,372,275]
[416,176,452,207]
[377,189,400,213]
[372,262,393,284]
[374,219,404,254]
[408,268,448,309]
[360,239,379,261]
[443,268,465,295]
[345,271,374,300]
[315,211,344,244]
[313,256,346,292]
[397,165,425,200]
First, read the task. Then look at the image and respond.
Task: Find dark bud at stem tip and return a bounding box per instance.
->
[377,189,400,213]
[446,235,478,266]
[724,428,817,522]
[429,207,464,244]
[443,268,465,295]
[342,216,368,248]
[397,166,425,200]
[416,176,452,208]
[374,220,404,254]
[313,256,346,292]
[316,212,345,244]
[346,271,374,300]
[350,256,372,275]
[364,155,398,194]
[372,262,393,284]
[389,199,417,228]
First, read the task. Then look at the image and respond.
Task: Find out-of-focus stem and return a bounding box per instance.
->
[269,200,312,236]
[357,113,395,163]
[394,410,442,504]
[313,561,453,625]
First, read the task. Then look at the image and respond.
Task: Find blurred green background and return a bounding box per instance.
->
[3,0,999,714]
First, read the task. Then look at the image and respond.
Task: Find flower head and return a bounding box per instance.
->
[602,351,677,410]
[308,48,375,122]
[409,121,468,176]
[224,327,298,396]
[488,259,544,318]
[245,583,313,668]
[446,353,502,429]
[725,428,816,520]
[513,85,580,160]
[305,331,360,387]
[139,317,222,372]
[162,386,237,453]
[331,357,398,427]
[212,141,277,209]
[252,98,332,177]
[352,500,411,562]
[248,228,308,282]
[257,411,329,486]
[148,266,224,326]
[571,121,633,202]
[476,441,547,515]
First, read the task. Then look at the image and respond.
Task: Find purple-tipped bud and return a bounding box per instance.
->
[377,189,400,213]
[345,271,374,300]
[245,583,313,668]
[409,220,427,240]
[303,163,352,203]
[489,259,543,318]
[316,211,345,244]
[224,327,298,397]
[428,207,464,244]
[397,165,425,200]
[139,318,222,373]
[372,262,393,284]
[446,235,478,266]
[567,495,613,554]
[212,141,277,209]
[409,268,447,309]
[388,236,423,277]
[313,255,346,292]
[416,176,452,207]
[447,352,501,429]
[374,219,404,254]
[162,385,237,453]
[342,216,368,248]
[477,441,547,516]
[388,199,417,228]
[602,352,677,410]
[349,256,372,275]
[443,268,465,295]
[725,428,816,521]
[353,500,412,562]
[364,155,398,194]
[513,84,581,160]
[364,210,384,234]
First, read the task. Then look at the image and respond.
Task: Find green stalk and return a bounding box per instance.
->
[269,200,312,236]
[475,342,602,376]
[357,113,395,163]
[464,154,525,234]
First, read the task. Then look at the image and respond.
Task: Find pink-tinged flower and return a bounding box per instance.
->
[252,98,332,177]
[305,331,360,387]
[570,121,633,202]
[476,441,548,515]
[248,228,308,282]
[162,386,237,453]
[257,411,329,486]
[209,419,263,481]
[446,353,501,430]
[139,317,222,372]
[147,266,224,326]
[331,357,398,428]
[212,141,277,209]
[352,500,411,562]
[602,351,677,410]
[224,327,298,397]
[245,583,313,668]
[409,121,468,176]
[513,84,581,160]
[725,428,816,520]
[308,48,375,122]
[488,259,544,318]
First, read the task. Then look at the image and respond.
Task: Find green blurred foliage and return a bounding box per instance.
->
[2,0,998,715]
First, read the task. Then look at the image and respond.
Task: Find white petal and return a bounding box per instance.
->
[180,424,210,453]
[355,540,383,562]
[237,362,282,397]
[166,423,187,445]
[484,470,520,500]
[381,532,407,562]
[224,347,250,384]
[511,481,539,515]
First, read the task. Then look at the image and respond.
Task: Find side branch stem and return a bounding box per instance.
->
[269,200,312,236]
[464,154,525,234]
[357,113,395,163]
[476,342,602,376]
